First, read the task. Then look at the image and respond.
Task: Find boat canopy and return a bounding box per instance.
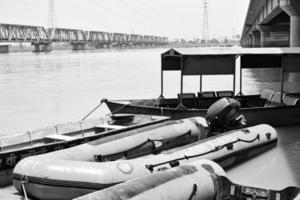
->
[238,48,300,98]
[162,48,236,75]
[162,47,300,71]
[159,48,300,108]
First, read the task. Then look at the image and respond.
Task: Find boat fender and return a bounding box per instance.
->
[206,97,246,132]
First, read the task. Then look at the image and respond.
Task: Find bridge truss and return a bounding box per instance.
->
[0,23,168,46]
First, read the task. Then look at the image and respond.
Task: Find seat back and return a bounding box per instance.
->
[198,91,216,98]
[260,89,275,106]
[283,95,299,106]
[268,92,286,107]
[197,91,217,109]
[177,93,197,108]
[216,90,234,98]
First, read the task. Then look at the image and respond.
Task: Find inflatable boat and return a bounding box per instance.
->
[0,114,168,186]
[75,160,226,200]
[76,161,300,200]
[12,124,277,200]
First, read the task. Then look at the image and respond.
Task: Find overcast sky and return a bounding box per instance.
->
[0,0,250,40]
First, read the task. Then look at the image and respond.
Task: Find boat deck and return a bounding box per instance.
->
[1,125,299,199]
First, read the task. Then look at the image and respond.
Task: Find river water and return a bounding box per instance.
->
[0,48,299,193]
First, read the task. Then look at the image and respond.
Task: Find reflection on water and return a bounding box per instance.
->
[0,48,299,188]
[227,125,300,188]
[243,68,300,94]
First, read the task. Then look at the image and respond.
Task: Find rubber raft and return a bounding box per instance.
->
[74,160,226,200]
[13,124,277,200]
[76,160,300,200]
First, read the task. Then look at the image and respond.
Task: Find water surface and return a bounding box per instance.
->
[0,48,299,190]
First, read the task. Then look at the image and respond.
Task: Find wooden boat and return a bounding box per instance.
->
[12,123,277,200]
[105,48,300,126]
[75,160,300,200]
[0,114,168,186]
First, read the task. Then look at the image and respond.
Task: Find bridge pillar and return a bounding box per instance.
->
[250,31,261,47]
[257,24,289,47]
[31,42,52,52]
[257,25,271,47]
[0,45,9,53]
[247,34,253,47]
[71,42,86,50]
[95,43,103,49]
[290,16,300,46]
[280,0,300,47]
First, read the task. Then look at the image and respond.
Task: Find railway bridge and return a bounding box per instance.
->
[0,23,168,52]
[241,0,300,47]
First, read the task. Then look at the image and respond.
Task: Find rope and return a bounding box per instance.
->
[81,100,104,121]
[187,184,198,200]
[145,134,260,172]
[20,175,29,200]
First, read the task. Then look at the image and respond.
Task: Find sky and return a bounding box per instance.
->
[0,0,250,40]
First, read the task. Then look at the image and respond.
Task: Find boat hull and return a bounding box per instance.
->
[106,100,300,126]
[12,124,277,200]
[0,115,168,187]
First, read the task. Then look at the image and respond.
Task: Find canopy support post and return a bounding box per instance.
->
[239,65,242,95]
[236,55,243,96]
[233,73,236,96]
[176,56,186,110]
[157,54,165,103]
[200,75,202,92]
[280,56,284,106]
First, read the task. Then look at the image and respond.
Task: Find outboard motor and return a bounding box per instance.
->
[206,98,246,133]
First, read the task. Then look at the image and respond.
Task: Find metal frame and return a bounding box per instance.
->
[0,23,168,45]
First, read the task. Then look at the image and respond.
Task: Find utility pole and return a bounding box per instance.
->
[202,0,209,43]
[48,0,57,29]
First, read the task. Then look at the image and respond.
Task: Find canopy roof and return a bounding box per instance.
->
[161,48,300,73]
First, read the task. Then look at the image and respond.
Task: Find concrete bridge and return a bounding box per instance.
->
[241,0,300,47]
[0,23,168,52]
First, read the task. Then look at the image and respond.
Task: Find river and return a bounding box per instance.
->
[0,48,299,197]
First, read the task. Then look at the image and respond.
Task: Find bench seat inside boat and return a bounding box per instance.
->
[283,95,299,106]
[95,124,127,131]
[177,93,198,108]
[43,134,74,143]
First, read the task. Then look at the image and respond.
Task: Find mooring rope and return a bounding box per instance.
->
[187,184,198,200]
[81,100,105,121]
[20,175,29,200]
[145,134,260,172]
